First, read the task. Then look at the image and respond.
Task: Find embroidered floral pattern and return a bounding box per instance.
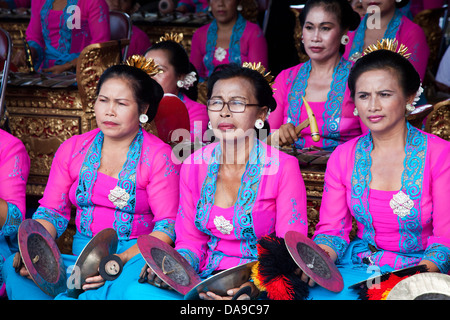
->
[0,203,23,237]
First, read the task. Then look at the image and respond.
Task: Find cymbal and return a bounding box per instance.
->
[66,228,119,298]
[184,261,257,300]
[137,234,201,295]
[284,230,344,292]
[18,219,67,297]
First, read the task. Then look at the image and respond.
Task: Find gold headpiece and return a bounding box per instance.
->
[242,62,274,87]
[157,32,184,44]
[363,38,411,60]
[126,55,163,76]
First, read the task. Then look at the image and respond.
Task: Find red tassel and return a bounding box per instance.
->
[265,275,295,300]
[367,273,411,300]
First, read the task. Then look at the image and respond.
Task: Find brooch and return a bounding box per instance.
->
[108,186,130,209]
[213,215,234,235]
[214,47,227,62]
[389,190,414,218]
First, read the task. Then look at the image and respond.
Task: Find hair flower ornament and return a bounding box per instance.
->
[242,62,275,87]
[177,71,197,89]
[413,84,424,106]
[126,55,163,77]
[158,32,184,44]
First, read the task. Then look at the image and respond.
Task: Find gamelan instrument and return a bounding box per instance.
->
[67,228,122,298]
[137,234,256,300]
[267,96,320,146]
[18,219,67,297]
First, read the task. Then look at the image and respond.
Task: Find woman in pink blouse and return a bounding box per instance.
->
[4,64,180,299]
[268,0,365,151]
[344,0,429,82]
[145,40,209,143]
[0,129,29,297]
[307,48,450,299]
[119,63,308,300]
[17,0,110,74]
[189,0,268,81]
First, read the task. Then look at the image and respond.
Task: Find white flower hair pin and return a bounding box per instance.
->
[177,71,197,90]
[413,83,424,106]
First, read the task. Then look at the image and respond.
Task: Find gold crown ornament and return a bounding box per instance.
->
[157,32,184,44]
[125,55,163,76]
[242,62,274,87]
[363,38,411,60]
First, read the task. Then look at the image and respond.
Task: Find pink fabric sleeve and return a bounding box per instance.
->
[274,155,308,237]
[83,0,111,45]
[127,25,151,57]
[399,18,429,81]
[26,0,45,49]
[313,143,355,245]
[174,160,209,271]
[0,132,30,223]
[36,138,76,224]
[268,67,292,130]
[189,25,207,79]
[242,22,268,69]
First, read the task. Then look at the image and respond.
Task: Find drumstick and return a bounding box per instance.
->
[302,96,320,142]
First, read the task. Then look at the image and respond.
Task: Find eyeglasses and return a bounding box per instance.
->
[207,99,260,113]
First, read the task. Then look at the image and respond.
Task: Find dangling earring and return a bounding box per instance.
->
[255,119,264,129]
[406,103,415,112]
[237,4,243,11]
[139,114,149,124]
[208,121,212,129]
[341,35,350,46]
[353,108,359,116]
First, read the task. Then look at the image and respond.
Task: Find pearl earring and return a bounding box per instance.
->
[139,114,148,124]
[353,108,359,116]
[255,119,264,129]
[237,4,243,11]
[208,121,212,129]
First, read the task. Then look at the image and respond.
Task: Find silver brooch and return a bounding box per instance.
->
[108,186,130,209]
[214,47,227,62]
[213,215,234,235]
[389,190,414,218]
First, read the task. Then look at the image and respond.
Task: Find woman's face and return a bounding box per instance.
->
[353,68,413,135]
[208,76,267,142]
[302,6,344,62]
[361,0,396,15]
[145,49,180,94]
[209,0,239,24]
[94,77,143,141]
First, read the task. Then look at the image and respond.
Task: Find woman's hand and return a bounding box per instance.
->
[298,244,338,287]
[199,281,258,300]
[138,264,171,289]
[12,252,31,279]
[82,274,106,291]
[277,123,300,147]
